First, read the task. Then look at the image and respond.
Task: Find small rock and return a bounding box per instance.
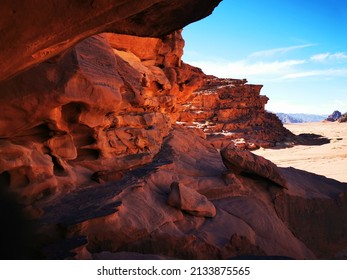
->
[167,182,216,218]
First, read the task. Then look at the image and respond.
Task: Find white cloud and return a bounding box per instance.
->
[311,52,347,62]
[280,68,347,79]
[189,59,305,79]
[249,44,315,58]
[185,45,347,84]
[332,52,347,60]
[310,53,330,62]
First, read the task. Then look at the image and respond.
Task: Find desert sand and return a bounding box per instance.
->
[253,122,347,183]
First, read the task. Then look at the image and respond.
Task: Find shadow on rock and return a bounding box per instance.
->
[296,133,330,146]
[0,183,40,259]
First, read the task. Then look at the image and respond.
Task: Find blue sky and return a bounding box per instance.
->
[183,0,347,114]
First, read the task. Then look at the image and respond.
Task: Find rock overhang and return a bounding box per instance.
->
[0,0,222,82]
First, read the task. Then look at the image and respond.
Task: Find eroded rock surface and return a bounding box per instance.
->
[0,31,203,204]
[178,77,294,149]
[221,146,288,189]
[38,127,316,260]
[0,0,346,261]
[34,126,347,260]
[0,0,222,81]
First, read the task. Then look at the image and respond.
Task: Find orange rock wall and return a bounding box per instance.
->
[0,31,204,203]
[0,0,222,82]
[1,2,346,260]
[178,77,293,149]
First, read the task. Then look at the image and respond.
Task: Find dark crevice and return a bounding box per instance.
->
[0,184,39,259]
[11,123,53,144]
[62,102,89,124]
[0,171,11,188]
[74,148,100,162]
[51,155,67,177]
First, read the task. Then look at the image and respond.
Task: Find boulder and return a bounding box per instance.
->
[221,145,288,189]
[325,110,342,122]
[167,182,216,217]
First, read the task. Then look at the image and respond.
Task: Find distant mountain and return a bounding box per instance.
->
[276,113,302,123]
[276,113,327,123]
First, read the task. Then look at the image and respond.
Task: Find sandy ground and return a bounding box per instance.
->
[253,122,347,183]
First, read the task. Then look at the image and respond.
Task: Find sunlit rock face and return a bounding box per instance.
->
[0,31,205,204]
[0,0,346,261]
[178,77,294,149]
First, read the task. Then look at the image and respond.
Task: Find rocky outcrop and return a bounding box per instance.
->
[178,77,294,149]
[0,0,222,81]
[38,126,347,260]
[0,31,204,204]
[221,146,288,188]
[1,0,346,261]
[273,168,347,259]
[325,110,347,122]
[325,110,342,122]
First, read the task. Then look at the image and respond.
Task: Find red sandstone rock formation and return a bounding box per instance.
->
[167,181,217,217]
[0,0,222,82]
[0,0,346,261]
[0,31,204,204]
[178,76,294,149]
[221,146,288,188]
[39,126,347,259]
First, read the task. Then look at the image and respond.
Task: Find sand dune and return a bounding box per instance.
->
[253,122,347,183]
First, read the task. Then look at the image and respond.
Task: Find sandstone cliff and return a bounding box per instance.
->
[178,76,293,149]
[0,0,346,260]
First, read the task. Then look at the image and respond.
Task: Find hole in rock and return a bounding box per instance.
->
[152,81,164,92]
[62,102,89,124]
[74,148,100,162]
[70,124,96,147]
[0,169,31,189]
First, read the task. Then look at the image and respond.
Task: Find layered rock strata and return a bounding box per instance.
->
[38,126,347,260]
[0,0,346,261]
[178,77,294,149]
[0,31,204,205]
